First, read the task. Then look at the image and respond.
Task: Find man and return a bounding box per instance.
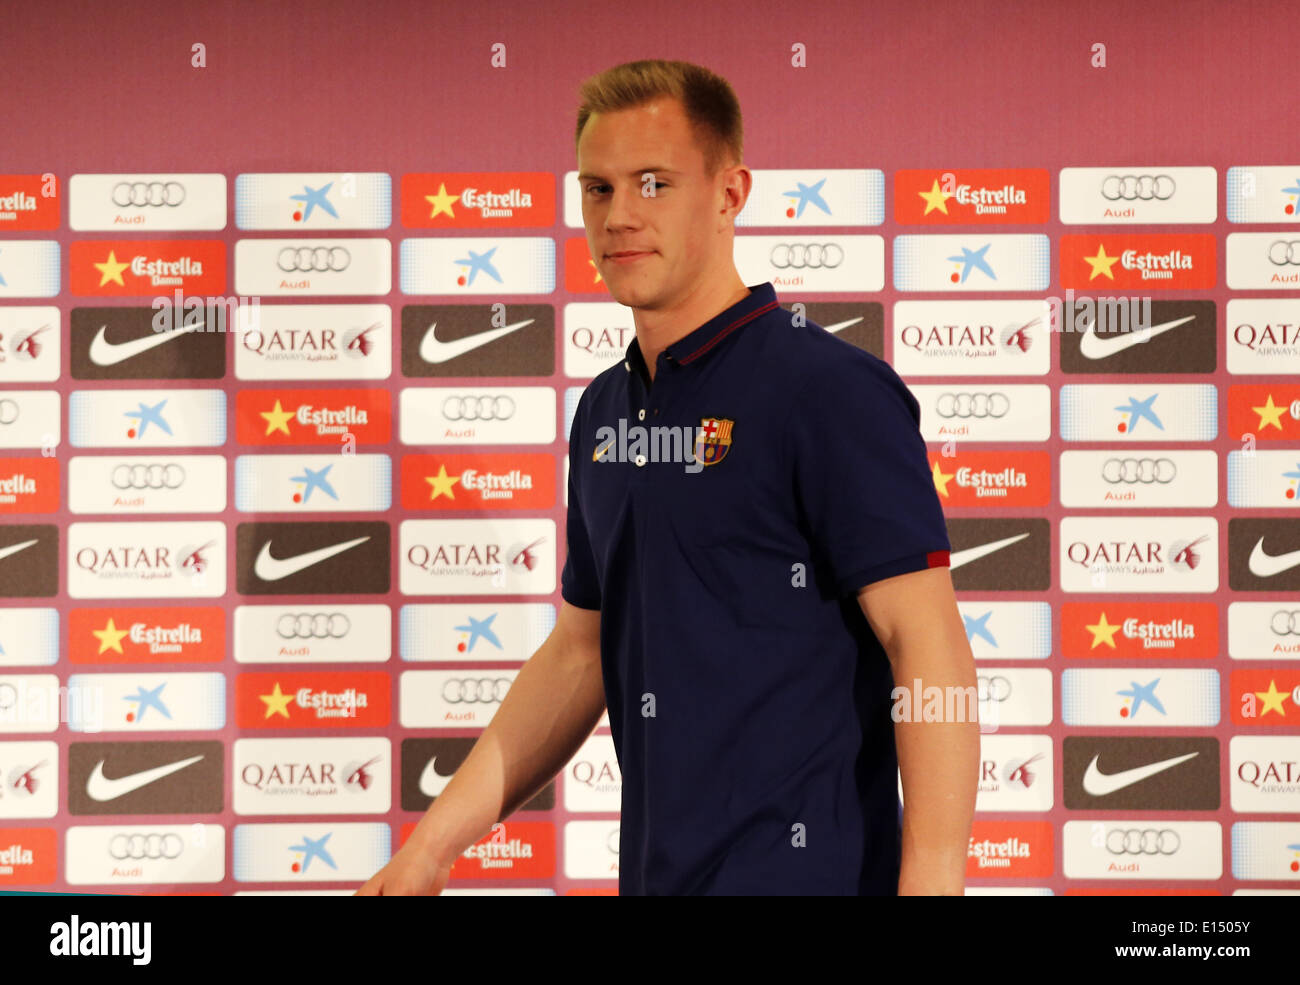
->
[358,59,978,896]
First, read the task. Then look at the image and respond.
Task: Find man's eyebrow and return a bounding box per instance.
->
[578,167,680,181]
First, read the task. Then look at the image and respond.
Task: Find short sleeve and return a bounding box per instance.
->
[786,351,951,597]
[560,395,602,611]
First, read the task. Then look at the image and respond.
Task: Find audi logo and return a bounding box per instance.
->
[0,683,16,710]
[1267,241,1300,266]
[935,392,1010,418]
[112,181,186,208]
[1270,611,1300,636]
[109,832,184,860]
[0,398,18,425]
[1100,175,1176,201]
[1101,457,1177,484]
[1104,828,1180,855]
[442,677,512,703]
[442,395,516,421]
[276,612,351,639]
[607,827,620,855]
[277,246,350,273]
[769,243,845,269]
[111,463,186,490]
[977,675,1011,702]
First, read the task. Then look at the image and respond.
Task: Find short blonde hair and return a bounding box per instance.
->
[575,59,743,177]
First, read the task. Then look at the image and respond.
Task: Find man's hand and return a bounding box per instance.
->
[354,827,454,896]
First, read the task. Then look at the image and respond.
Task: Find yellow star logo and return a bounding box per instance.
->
[94,250,130,287]
[425,464,461,501]
[917,178,953,216]
[1254,679,1289,717]
[92,616,130,655]
[1083,243,1120,280]
[1085,611,1121,649]
[424,182,461,220]
[588,256,603,285]
[931,459,954,497]
[260,399,295,436]
[1252,393,1287,432]
[259,682,295,720]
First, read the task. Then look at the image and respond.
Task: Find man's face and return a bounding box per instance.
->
[577,96,733,310]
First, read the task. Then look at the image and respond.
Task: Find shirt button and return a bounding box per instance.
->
[623,360,631,372]
[637,409,645,421]
[635,454,647,467]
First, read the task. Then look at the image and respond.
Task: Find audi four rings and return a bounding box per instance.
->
[0,398,20,425]
[936,392,1011,418]
[277,246,350,272]
[276,612,352,639]
[1099,175,1176,201]
[1267,241,1300,265]
[1100,457,1178,483]
[1270,610,1300,635]
[441,678,512,703]
[442,395,516,420]
[769,243,844,268]
[111,463,186,490]
[112,181,186,208]
[109,833,185,860]
[1104,828,1181,855]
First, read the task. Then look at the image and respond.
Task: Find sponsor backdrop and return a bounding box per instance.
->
[0,0,1298,895]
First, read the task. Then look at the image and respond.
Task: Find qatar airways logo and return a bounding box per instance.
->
[954,183,1028,213]
[1120,248,1194,280]
[898,321,1035,355]
[75,542,214,578]
[406,539,544,578]
[1067,535,1209,573]
[1233,321,1300,355]
[242,324,380,360]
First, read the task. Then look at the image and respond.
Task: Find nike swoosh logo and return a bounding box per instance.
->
[85,755,205,801]
[822,317,863,335]
[592,438,614,462]
[0,539,38,563]
[948,533,1030,570]
[253,536,370,581]
[1248,538,1300,578]
[1081,751,1198,796]
[88,322,201,367]
[419,319,534,364]
[1078,314,1195,360]
[418,756,452,797]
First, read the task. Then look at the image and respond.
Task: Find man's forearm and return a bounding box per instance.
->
[407,618,607,870]
[891,641,980,895]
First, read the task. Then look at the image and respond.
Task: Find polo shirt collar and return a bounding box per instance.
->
[626,281,778,378]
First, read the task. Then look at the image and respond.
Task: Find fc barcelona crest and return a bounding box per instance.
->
[694,417,734,466]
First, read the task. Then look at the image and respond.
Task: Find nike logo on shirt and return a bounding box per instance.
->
[88,323,201,366]
[419,319,534,364]
[1248,538,1300,578]
[1081,751,1198,796]
[253,536,371,581]
[85,755,205,801]
[1078,314,1196,360]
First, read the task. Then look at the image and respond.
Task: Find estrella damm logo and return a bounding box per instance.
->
[694,417,734,466]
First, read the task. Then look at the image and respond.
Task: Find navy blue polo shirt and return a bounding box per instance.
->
[561,280,951,895]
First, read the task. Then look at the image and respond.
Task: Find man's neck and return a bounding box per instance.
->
[636,276,751,383]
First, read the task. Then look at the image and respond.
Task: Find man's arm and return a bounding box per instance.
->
[355,600,606,895]
[858,565,978,896]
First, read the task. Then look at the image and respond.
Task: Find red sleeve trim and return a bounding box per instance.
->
[926,549,951,568]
